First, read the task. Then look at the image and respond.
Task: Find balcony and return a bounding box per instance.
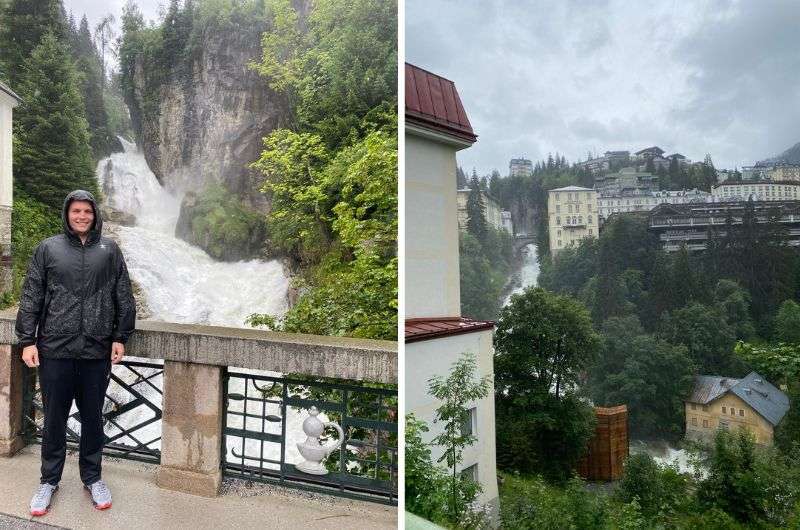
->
[0,311,397,527]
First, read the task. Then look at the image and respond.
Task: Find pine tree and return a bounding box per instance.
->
[13,32,98,211]
[465,176,487,243]
[0,0,65,85]
[73,15,116,158]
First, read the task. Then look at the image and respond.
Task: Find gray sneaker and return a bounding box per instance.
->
[85,479,112,510]
[30,483,58,516]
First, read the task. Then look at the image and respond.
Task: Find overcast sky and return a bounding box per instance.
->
[407,0,800,176]
[63,0,164,65]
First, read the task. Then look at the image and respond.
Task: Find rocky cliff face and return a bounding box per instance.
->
[128,23,289,210]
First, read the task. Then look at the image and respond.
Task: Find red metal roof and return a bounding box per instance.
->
[405,317,494,343]
[405,63,477,144]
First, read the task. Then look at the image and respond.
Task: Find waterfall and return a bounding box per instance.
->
[503,243,540,306]
[97,138,289,327]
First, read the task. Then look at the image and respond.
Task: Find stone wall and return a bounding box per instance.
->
[0,206,11,294]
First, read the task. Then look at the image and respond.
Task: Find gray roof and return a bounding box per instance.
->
[687,372,789,427]
[0,80,22,103]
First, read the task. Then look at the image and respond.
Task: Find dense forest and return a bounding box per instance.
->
[0,0,130,305]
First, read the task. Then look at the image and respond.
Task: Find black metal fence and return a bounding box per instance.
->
[222,370,398,504]
[22,359,164,464]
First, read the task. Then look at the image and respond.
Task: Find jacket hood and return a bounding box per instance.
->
[62,189,103,244]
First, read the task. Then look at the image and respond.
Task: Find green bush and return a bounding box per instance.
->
[2,193,61,307]
[405,415,485,529]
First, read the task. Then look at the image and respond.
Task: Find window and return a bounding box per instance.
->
[702,405,708,412]
[703,419,709,428]
[558,239,562,247]
[460,464,478,483]
[461,408,476,437]
[568,204,573,213]
[739,409,744,417]
[722,406,726,414]
[730,408,736,416]
[588,215,593,224]
[556,216,561,225]
[555,192,560,201]
[557,230,562,237]
[578,216,583,224]
[576,204,581,212]
[691,417,698,426]
[556,204,561,213]
[691,403,697,411]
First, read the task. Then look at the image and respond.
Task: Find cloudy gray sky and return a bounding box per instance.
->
[63,0,163,69]
[407,0,800,176]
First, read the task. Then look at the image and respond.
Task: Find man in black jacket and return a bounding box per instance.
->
[15,189,136,516]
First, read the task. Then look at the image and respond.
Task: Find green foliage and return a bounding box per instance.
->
[251,119,397,339]
[13,32,99,211]
[465,177,487,242]
[182,184,267,261]
[616,453,690,518]
[428,354,491,521]
[699,429,800,526]
[255,0,397,149]
[659,302,740,375]
[495,288,599,481]
[405,415,485,529]
[774,381,800,457]
[0,0,64,87]
[496,287,600,398]
[499,473,608,530]
[774,299,800,343]
[496,392,596,483]
[458,230,511,321]
[734,341,800,386]
[588,320,695,439]
[1,193,61,306]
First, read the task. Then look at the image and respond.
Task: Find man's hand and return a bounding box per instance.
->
[22,345,39,368]
[111,342,125,364]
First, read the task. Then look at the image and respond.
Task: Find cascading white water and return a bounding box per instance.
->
[84,139,314,464]
[97,138,289,326]
[503,243,540,306]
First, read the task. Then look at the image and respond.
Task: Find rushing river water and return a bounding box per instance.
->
[97,138,289,326]
[503,243,540,306]
[67,139,309,465]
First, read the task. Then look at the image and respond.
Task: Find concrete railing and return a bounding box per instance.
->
[0,310,397,497]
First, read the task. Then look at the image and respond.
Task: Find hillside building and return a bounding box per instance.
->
[548,186,598,254]
[405,63,499,520]
[768,163,800,181]
[685,372,789,446]
[712,180,800,202]
[0,81,21,293]
[509,157,533,177]
[456,188,509,233]
[595,167,658,195]
[598,188,710,222]
[648,200,800,252]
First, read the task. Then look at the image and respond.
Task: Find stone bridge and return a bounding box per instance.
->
[0,311,398,528]
[513,233,536,252]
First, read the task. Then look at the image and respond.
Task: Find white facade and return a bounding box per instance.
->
[406,128,464,318]
[0,83,20,209]
[548,186,599,254]
[406,331,498,516]
[406,118,499,518]
[712,181,800,202]
[598,189,711,221]
[501,211,513,234]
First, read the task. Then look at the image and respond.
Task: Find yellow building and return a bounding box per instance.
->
[548,186,599,254]
[685,372,789,445]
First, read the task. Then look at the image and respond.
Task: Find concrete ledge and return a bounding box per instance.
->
[0,310,397,384]
[155,465,222,497]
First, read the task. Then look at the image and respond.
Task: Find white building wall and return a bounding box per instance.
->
[406,330,499,517]
[712,182,800,202]
[406,133,462,318]
[0,92,16,208]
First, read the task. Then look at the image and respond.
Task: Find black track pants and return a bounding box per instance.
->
[38,357,111,486]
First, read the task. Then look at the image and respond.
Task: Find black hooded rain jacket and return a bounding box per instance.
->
[15,190,136,359]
